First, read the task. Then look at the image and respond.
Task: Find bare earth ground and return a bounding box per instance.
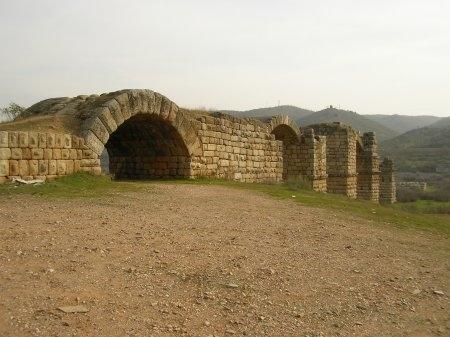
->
[0,184,449,337]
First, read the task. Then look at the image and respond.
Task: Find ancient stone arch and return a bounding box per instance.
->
[268,115,300,139]
[77,89,202,178]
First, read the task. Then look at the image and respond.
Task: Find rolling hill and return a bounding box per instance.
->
[364,114,441,134]
[381,123,450,172]
[429,116,450,129]
[222,105,314,121]
[297,107,399,141]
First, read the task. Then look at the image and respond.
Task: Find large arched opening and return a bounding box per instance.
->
[104,114,191,179]
[271,124,299,180]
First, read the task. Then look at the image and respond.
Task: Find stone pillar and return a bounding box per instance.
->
[321,124,357,198]
[380,158,396,204]
[301,129,327,191]
[356,132,380,202]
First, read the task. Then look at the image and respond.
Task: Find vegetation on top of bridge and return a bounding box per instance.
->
[0,173,448,235]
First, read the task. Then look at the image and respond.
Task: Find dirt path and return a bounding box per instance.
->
[0,184,449,337]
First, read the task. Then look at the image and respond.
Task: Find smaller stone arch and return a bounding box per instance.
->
[266,116,301,181]
[268,115,300,141]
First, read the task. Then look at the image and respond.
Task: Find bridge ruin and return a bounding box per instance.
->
[0,89,396,203]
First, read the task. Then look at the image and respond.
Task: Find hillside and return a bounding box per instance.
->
[298,107,399,141]
[430,116,450,128]
[381,124,450,172]
[223,105,314,120]
[364,114,441,134]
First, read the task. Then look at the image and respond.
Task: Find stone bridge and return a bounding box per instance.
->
[0,89,396,203]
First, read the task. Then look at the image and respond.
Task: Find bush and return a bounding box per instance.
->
[0,102,26,122]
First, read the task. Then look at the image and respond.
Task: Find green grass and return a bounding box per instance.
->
[397,200,450,215]
[1,173,448,234]
[0,173,142,198]
[166,178,449,234]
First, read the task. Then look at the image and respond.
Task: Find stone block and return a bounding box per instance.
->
[66,160,74,174]
[9,160,19,176]
[18,132,29,148]
[74,160,81,172]
[53,149,62,160]
[22,148,31,160]
[43,148,52,160]
[57,161,67,175]
[47,133,55,148]
[71,136,80,149]
[61,149,70,160]
[31,148,44,160]
[11,148,22,160]
[48,160,57,175]
[63,134,72,149]
[29,160,38,176]
[0,160,9,176]
[8,132,18,147]
[28,132,38,148]
[19,160,29,176]
[38,160,48,175]
[0,131,8,148]
[55,134,64,148]
[69,149,77,160]
[38,133,47,148]
[0,148,11,160]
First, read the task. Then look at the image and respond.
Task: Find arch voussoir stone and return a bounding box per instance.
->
[268,115,300,137]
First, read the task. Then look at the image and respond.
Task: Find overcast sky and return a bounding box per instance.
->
[1,0,449,116]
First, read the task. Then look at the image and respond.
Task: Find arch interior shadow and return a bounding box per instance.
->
[104,114,191,179]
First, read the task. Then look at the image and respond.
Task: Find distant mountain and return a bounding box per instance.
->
[429,116,450,129]
[364,114,441,134]
[297,107,399,142]
[381,123,450,172]
[223,105,314,120]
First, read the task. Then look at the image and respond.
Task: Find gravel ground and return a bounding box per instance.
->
[0,183,449,337]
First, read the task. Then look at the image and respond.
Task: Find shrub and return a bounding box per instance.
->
[0,102,26,122]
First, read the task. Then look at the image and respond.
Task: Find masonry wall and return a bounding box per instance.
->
[281,129,327,191]
[0,130,100,183]
[190,114,283,182]
[0,116,395,204]
[311,124,358,198]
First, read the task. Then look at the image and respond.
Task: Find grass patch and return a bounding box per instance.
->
[397,200,450,215]
[160,178,450,234]
[1,174,448,234]
[0,173,141,198]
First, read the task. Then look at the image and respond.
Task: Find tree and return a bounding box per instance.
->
[0,102,26,122]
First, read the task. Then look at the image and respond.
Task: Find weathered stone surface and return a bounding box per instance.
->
[28,132,38,148]
[19,160,29,176]
[18,132,29,148]
[0,148,11,160]
[0,131,8,148]
[0,89,393,203]
[48,160,57,175]
[0,160,9,176]
[8,132,18,148]
[38,160,49,175]
[38,133,47,148]
[29,160,39,176]
[9,160,19,176]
